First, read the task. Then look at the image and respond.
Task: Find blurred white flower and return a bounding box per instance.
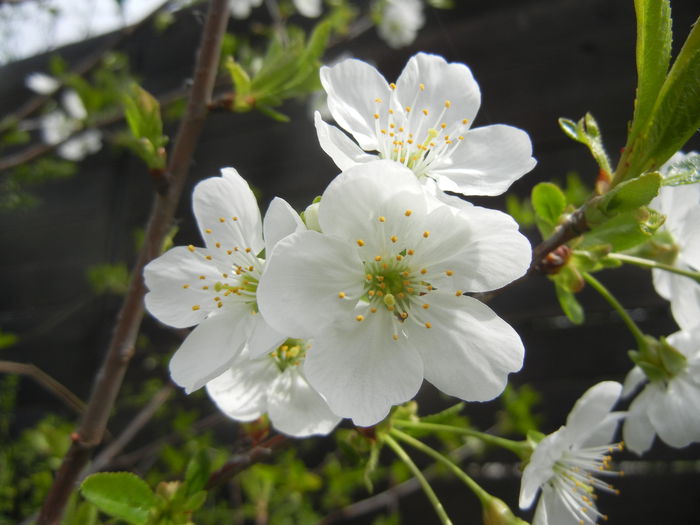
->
[229,0,263,19]
[25,72,60,95]
[622,326,700,455]
[315,53,536,197]
[58,129,103,161]
[377,0,424,49]
[519,381,624,525]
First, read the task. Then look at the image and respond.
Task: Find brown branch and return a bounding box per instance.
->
[36,2,231,523]
[0,360,86,414]
[205,434,289,489]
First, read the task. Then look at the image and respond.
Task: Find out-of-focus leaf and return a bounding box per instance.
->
[81,472,156,525]
[531,182,566,236]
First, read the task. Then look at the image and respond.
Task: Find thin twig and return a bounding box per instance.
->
[0,360,86,414]
[36,2,230,523]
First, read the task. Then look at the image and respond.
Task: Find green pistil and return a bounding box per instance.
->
[363,260,419,315]
[270,338,307,371]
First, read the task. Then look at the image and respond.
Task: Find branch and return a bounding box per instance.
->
[36,2,231,523]
[0,360,85,414]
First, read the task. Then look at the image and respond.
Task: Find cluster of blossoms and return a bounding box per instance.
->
[144,52,536,434]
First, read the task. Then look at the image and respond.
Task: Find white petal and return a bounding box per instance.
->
[169,310,254,393]
[565,381,622,445]
[580,412,624,448]
[192,168,264,254]
[433,125,536,196]
[206,354,278,421]
[247,314,287,358]
[320,59,391,150]
[304,310,423,426]
[405,294,524,402]
[318,160,427,251]
[62,90,87,120]
[314,112,376,170]
[263,196,305,256]
[534,485,581,525]
[622,366,647,398]
[648,374,700,448]
[144,246,228,328]
[57,129,102,161]
[25,72,60,95]
[293,0,321,17]
[395,53,479,141]
[257,230,365,337]
[677,206,700,268]
[413,204,531,292]
[623,385,657,455]
[267,367,341,437]
[519,429,564,509]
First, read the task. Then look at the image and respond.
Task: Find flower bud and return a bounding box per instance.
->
[482,496,529,525]
[302,201,322,232]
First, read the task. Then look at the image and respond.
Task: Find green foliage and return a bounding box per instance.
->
[0,157,78,211]
[122,84,169,170]
[505,193,535,228]
[0,329,18,350]
[588,171,661,223]
[0,120,30,151]
[86,263,130,295]
[497,384,542,437]
[581,207,665,252]
[558,113,612,177]
[554,280,584,324]
[531,182,567,237]
[426,0,455,8]
[81,472,157,525]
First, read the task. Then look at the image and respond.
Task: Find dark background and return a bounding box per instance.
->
[1,0,699,523]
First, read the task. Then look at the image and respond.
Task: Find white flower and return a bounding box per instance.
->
[650,151,700,330]
[25,72,60,95]
[257,160,530,426]
[39,90,101,161]
[314,52,536,197]
[229,0,263,19]
[519,381,624,525]
[377,0,425,48]
[377,0,424,49]
[58,129,102,161]
[144,167,305,392]
[207,340,341,437]
[294,0,321,18]
[622,326,700,455]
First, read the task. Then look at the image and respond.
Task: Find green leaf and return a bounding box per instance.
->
[558,113,612,175]
[661,152,700,186]
[0,329,18,350]
[184,448,211,495]
[225,57,251,98]
[426,0,454,8]
[595,171,661,217]
[531,182,566,236]
[581,207,665,252]
[629,0,672,144]
[81,472,156,525]
[554,281,584,324]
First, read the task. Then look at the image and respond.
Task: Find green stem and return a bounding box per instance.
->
[608,253,700,284]
[583,272,648,348]
[393,420,529,458]
[382,433,453,525]
[390,428,490,504]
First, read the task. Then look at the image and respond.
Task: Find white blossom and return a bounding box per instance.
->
[144,168,305,393]
[622,326,700,455]
[257,160,530,426]
[207,340,341,437]
[519,381,624,525]
[229,0,263,19]
[651,151,700,330]
[39,90,101,161]
[25,72,60,95]
[377,0,424,49]
[314,52,536,197]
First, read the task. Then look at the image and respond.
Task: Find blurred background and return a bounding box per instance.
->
[1,0,699,523]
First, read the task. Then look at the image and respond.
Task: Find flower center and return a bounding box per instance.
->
[270,338,308,371]
[550,442,624,525]
[363,259,420,316]
[371,84,469,177]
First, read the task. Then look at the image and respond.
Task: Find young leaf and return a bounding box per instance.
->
[531,182,566,236]
[595,171,661,217]
[81,472,156,525]
[581,207,665,252]
[554,281,584,324]
[557,114,612,175]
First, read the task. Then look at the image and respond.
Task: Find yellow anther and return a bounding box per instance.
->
[247,265,254,271]
[400,312,408,319]
[440,123,447,129]
[217,302,223,308]
[368,290,375,297]
[458,136,464,140]
[462,119,469,125]
[396,255,403,261]
[202,285,209,290]
[182,284,190,289]
[366,274,373,281]
[401,271,410,277]
[374,113,380,119]
[205,255,212,260]
[356,315,364,322]
[389,109,394,114]
[399,127,404,132]
[376,290,384,297]
[371,307,377,313]
[338,292,346,299]
[392,334,399,341]
[391,235,398,243]
[405,106,412,112]
[357,239,365,247]
[422,303,430,309]
[375,97,383,103]
[420,268,427,275]
[245,247,251,253]
[390,123,395,129]
[422,109,429,116]
[380,129,387,134]
[375,255,382,261]
[419,83,425,91]
[446,270,453,276]
[222,273,228,278]
[423,231,430,238]
[232,216,238,221]
[187,245,195,252]
[397,292,405,299]
[425,322,432,328]
[376,275,385,282]
[226,250,232,255]
[219,217,225,223]
[378,216,386,222]
[199,275,206,280]
[445,100,451,108]
[407,139,414,144]
[455,290,463,296]
[407,249,415,255]
[215,242,221,248]
[407,287,414,293]
[390,83,396,90]
[192,305,200,311]
[382,263,389,270]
